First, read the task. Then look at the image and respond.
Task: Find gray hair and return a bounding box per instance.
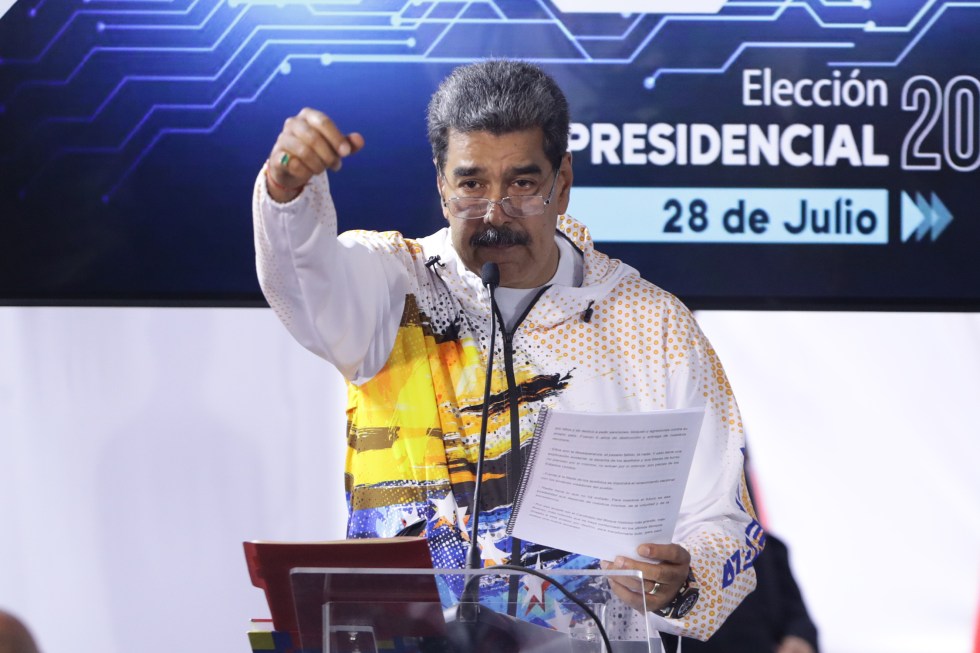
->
[426,60,570,173]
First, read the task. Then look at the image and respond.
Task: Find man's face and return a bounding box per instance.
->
[438,128,572,289]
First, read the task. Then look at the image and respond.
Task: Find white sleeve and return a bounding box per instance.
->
[647,306,763,641]
[252,169,409,383]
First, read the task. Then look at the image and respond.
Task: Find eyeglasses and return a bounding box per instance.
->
[442,170,560,220]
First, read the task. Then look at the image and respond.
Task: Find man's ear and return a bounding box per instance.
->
[556,152,573,214]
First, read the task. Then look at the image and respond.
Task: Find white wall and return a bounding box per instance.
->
[1,307,977,653]
[696,311,980,653]
[0,307,348,653]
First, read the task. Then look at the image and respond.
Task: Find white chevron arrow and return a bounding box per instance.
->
[901,192,926,242]
[930,193,953,241]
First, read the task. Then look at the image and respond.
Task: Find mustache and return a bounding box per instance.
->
[469,226,531,248]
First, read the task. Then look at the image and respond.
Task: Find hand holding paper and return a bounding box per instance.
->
[601,542,692,612]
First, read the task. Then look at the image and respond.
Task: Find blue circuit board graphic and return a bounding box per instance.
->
[2,0,975,199]
[1,0,977,305]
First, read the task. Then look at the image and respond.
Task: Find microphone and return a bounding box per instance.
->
[480,261,500,289]
[446,262,518,653]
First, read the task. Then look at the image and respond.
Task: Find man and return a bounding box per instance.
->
[253,60,763,642]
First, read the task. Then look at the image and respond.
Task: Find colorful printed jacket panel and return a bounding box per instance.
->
[253,171,765,640]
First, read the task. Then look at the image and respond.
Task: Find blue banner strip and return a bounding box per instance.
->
[574,187,889,244]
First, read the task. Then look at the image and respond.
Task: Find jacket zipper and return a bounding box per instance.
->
[493,284,552,514]
[492,285,551,613]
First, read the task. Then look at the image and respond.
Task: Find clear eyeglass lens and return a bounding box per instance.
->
[450,196,545,219]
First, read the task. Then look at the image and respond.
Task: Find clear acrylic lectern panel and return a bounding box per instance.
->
[289,567,663,653]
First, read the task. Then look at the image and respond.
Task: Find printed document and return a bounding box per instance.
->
[507,407,704,561]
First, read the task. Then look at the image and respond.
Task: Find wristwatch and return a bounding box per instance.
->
[655,571,700,619]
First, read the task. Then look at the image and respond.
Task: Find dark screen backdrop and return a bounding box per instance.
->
[1,0,977,309]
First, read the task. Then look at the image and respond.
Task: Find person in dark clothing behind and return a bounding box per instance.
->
[675,533,819,653]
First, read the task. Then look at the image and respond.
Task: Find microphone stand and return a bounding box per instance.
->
[465,261,499,574]
[447,263,614,653]
[446,262,519,653]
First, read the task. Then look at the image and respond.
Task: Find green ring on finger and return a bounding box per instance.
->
[279,152,290,167]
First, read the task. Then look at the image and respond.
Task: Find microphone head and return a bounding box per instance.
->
[480,262,500,289]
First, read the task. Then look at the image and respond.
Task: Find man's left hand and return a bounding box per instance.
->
[600,543,691,613]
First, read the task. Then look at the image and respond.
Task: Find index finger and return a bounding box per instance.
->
[636,543,690,564]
